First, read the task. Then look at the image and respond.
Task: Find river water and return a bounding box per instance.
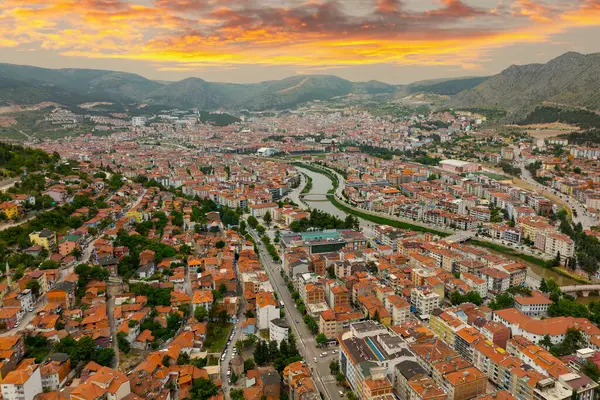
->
[296,166,586,289]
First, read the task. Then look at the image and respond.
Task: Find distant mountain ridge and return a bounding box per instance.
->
[448,52,600,118]
[0,62,489,111]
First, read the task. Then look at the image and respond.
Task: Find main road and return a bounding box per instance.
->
[515,155,596,229]
[249,227,341,400]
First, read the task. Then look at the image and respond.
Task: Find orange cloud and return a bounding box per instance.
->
[0,0,598,71]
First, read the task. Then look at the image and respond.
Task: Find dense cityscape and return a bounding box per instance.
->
[1,96,600,400]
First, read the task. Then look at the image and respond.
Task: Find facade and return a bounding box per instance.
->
[269,318,290,345]
[410,287,441,317]
[256,291,280,330]
[1,362,43,400]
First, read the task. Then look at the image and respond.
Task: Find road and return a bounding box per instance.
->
[220,302,245,400]
[0,177,19,193]
[516,156,596,229]
[249,227,342,400]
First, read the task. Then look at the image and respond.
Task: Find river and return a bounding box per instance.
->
[296,166,588,289]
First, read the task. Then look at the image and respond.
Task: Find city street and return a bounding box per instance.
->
[516,156,596,229]
[249,227,342,400]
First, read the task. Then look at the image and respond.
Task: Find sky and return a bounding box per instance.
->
[0,0,599,84]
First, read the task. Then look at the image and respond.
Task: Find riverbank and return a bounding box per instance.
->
[328,195,450,237]
[297,161,586,286]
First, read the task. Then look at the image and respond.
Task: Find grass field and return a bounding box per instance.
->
[203,322,233,353]
[474,171,511,181]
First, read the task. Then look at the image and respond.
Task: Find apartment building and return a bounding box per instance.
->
[410,287,441,317]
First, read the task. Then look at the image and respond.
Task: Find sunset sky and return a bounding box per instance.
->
[1,0,599,83]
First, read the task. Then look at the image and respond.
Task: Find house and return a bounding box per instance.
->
[70,364,131,400]
[47,281,76,309]
[0,359,43,400]
[0,202,20,220]
[136,263,156,279]
[192,290,213,313]
[256,292,280,330]
[40,353,71,390]
[0,308,20,329]
[29,230,57,251]
[0,336,25,379]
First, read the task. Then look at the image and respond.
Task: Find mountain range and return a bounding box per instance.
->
[448,52,600,118]
[0,51,598,114]
[0,63,484,111]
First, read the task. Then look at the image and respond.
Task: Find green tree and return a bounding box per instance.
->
[117,332,130,354]
[244,358,256,373]
[582,360,600,383]
[489,293,514,310]
[93,348,115,367]
[190,377,219,400]
[194,306,208,321]
[539,334,553,349]
[231,389,244,400]
[26,280,41,297]
[247,216,259,229]
[216,240,226,249]
[316,333,328,347]
[263,211,272,226]
[330,360,340,375]
[539,278,549,293]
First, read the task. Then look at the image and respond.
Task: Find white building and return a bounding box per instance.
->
[257,147,278,157]
[514,291,553,317]
[131,116,147,126]
[384,295,411,326]
[256,291,280,330]
[1,363,43,400]
[269,318,289,344]
[543,232,575,262]
[410,287,441,317]
[460,272,488,299]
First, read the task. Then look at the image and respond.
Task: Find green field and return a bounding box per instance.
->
[473,172,511,181]
[203,322,233,353]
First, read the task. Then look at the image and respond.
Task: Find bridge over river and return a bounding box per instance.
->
[299,193,330,202]
[560,285,600,298]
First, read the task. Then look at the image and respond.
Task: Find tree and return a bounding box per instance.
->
[216,240,226,249]
[263,211,272,226]
[194,306,208,321]
[39,260,59,270]
[330,360,340,375]
[190,378,219,400]
[177,352,191,365]
[231,389,244,400]
[26,280,41,297]
[582,360,600,383]
[316,333,328,347]
[539,334,553,349]
[244,358,255,373]
[247,216,259,229]
[539,278,549,293]
[117,332,130,354]
[489,293,514,310]
[93,348,115,367]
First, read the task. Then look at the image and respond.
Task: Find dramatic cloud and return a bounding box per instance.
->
[0,0,599,75]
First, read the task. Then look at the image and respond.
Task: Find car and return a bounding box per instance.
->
[28,308,33,313]
[313,357,318,363]
[109,336,113,343]
[339,391,345,397]
[296,320,299,323]
[320,352,327,357]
